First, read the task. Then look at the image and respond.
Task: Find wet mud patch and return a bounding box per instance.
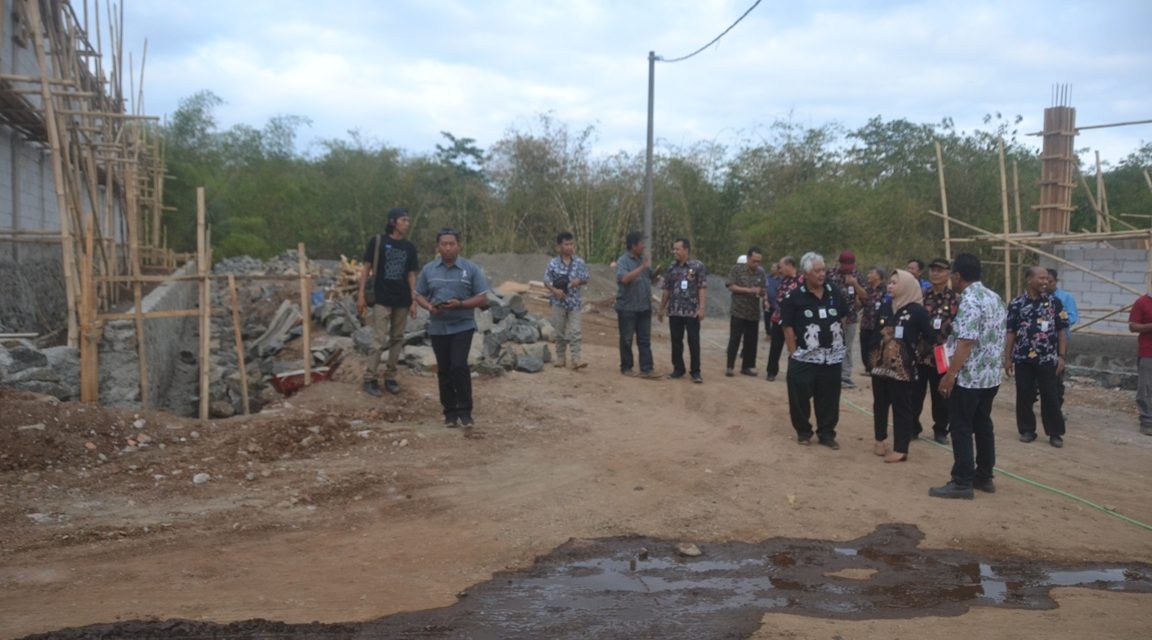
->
[23,523,1152,639]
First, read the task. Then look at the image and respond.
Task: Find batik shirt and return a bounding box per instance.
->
[664,259,708,317]
[1006,292,1068,366]
[726,263,766,322]
[780,282,851,365]
[827,268,862,324]
[859,283,889,332]
[920,286,961,367]
[870,302,932,382]
[544,255,590,311]
[771,274,804,324]
[948,281,1007,389]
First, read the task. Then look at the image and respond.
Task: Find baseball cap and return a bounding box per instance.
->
[838,250,856,267]
[928,257,951,270]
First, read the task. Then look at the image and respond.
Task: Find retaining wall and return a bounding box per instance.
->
[1039,240,1149,335]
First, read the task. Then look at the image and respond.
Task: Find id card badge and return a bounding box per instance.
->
[680,279,688,290]
[894,326,905,339]
[933,317,942,330]
[847,286,855,297]
[818,308,828,319]
[1040,320,1050,332]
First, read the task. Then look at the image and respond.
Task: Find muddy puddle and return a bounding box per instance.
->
[24,524,1152,639]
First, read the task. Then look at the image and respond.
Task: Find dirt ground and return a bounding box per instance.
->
[2,295,1151,639]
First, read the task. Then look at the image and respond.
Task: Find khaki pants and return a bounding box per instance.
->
[365,305,408,382]
[551,305,582,363]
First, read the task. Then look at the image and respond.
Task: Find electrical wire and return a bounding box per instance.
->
[659,0,762,63]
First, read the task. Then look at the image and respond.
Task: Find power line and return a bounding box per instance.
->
[659,0,762,64]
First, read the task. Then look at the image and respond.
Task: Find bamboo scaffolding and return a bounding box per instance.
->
[934,141,951,261]
[197,187,211,421]
[228,275,251,415]
[998,138,1013,300]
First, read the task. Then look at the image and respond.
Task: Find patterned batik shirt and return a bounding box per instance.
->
[827,268,862,324]
[1006,292,1068,366]
[947,281,1007,389]
[780,282,851,365]
[664,259,708,317]
[771,274,804,324]
[859,283,889,332]
[726,263,766,321]
[920,286,961,367]
[544,255,591,311]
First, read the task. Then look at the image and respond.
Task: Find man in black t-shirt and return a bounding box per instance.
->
[358,207,420,396]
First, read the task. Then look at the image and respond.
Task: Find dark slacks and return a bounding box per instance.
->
[787,359,842,442]
[617,309,654,373]
[766,321,786,377]
[430,330,475,419]
[872,376,916,453]
[859,328,877,373]
[913,363,950,438]
[1014,361,1066,437]
[669,315,702,375]
[948,385,998,488]
[726,316,759,370]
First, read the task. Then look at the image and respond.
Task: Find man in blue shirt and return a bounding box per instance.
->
[1047,268,1078,409]
[414,228,491,427]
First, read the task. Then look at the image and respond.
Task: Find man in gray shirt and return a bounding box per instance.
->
[414,228,491,427]
[615,231,659,378]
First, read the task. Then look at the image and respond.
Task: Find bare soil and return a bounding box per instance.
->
[2,296,1151,639]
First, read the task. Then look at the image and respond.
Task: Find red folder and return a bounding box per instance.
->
[934,344,950,375]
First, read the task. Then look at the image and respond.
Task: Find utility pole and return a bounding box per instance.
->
[642,51,656,259]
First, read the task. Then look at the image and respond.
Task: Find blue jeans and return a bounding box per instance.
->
[617,309,653,373]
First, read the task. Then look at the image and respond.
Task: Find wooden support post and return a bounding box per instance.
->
[126,127,149,409]
[1012,160,1022,233]
[298,242,312,386]
[197,188,211,420]
[80,215,99,403]
[228,275,251,415]
[998,138,1012,301]
[1096,151,1111,233]
[934,141,951,261]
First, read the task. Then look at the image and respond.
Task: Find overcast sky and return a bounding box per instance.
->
[119,0,1151,165]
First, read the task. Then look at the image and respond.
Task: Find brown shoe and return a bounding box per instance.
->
[873,440,889,457]
[883,452,908,463]
[572,361,588,370]
[640,370,662,380]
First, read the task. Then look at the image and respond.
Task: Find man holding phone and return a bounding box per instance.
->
[414,228,490,427]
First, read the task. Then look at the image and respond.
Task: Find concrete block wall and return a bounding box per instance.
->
[99,263,198,408]
[1040,241,1149,335]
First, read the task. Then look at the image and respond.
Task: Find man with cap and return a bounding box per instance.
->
[916,258,961,443]
[358,207,420,396]
[828,250,866,387]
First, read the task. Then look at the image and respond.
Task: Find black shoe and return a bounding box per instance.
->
[384,380,401,395]
[841,379,856,389]
[740,368,757,377]
[1019,432,1037,443]
[1049,435,1064,448]
[765,373,776,381]
[818,438,840,450]
[932,433,949,445]
[459,412,475,427]
[363,381,383,397]
[973,479,996,494]
[929,482,974,499]
[691,373,703,384]
[668,371,686,380]
[725,368,735,377]
[797,437,812,446]
[444,413,460,427]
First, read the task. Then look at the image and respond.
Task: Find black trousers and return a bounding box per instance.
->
[787,359,842,442]
[859,328,877,373]
[913,364,949,437]
[726,316,759,370]
[766,321,786,377]
[1015,361,1066,437]
[430,330,475,418]
[949,385,998,488]
[617,309,654,373]
[872,376,916,453]
[669,315,702,375]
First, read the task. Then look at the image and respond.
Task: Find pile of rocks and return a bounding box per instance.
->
[0,341,79,400]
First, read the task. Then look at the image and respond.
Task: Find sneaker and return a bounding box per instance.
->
[572,361,588,370]
[841,379,856,389]
[973,479,996,494]
[691,373,703,384]
[444,413,460,427]
[668,371,686,380]
[928,482,974,500]
[725,368,735,377]
[622,369,637,377]
[362,381,383,397]
[640,370,662,380]
[740,368,757,377]
[383,380,401,395]
[1019,432,1037,443]
[459,413,475,427]
[1049,435,1064,448]
[554,360,567,368]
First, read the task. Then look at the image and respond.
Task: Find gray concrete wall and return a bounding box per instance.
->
[1040,241,1149,335]
[99,263,198,408]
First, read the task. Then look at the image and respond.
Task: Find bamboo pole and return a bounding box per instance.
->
[998,137,1012,301]
[228,275,251,415]
[197,187,211,420]
[934,141,951,261]
[126,126,149,409]
[298,242,312,387]
[926,210,1147,298]
[1072,302,1134,333]
[97,308,205,321]
[1012,160,1022,233]
[1096,151,1111,233]
[80,215,99,403]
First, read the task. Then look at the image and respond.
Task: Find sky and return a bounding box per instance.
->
[116,0,1152,165]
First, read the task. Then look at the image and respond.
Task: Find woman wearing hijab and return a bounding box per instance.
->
[868,269,933,462]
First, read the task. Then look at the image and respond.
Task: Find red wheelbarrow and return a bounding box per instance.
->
[270,348,346,396]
